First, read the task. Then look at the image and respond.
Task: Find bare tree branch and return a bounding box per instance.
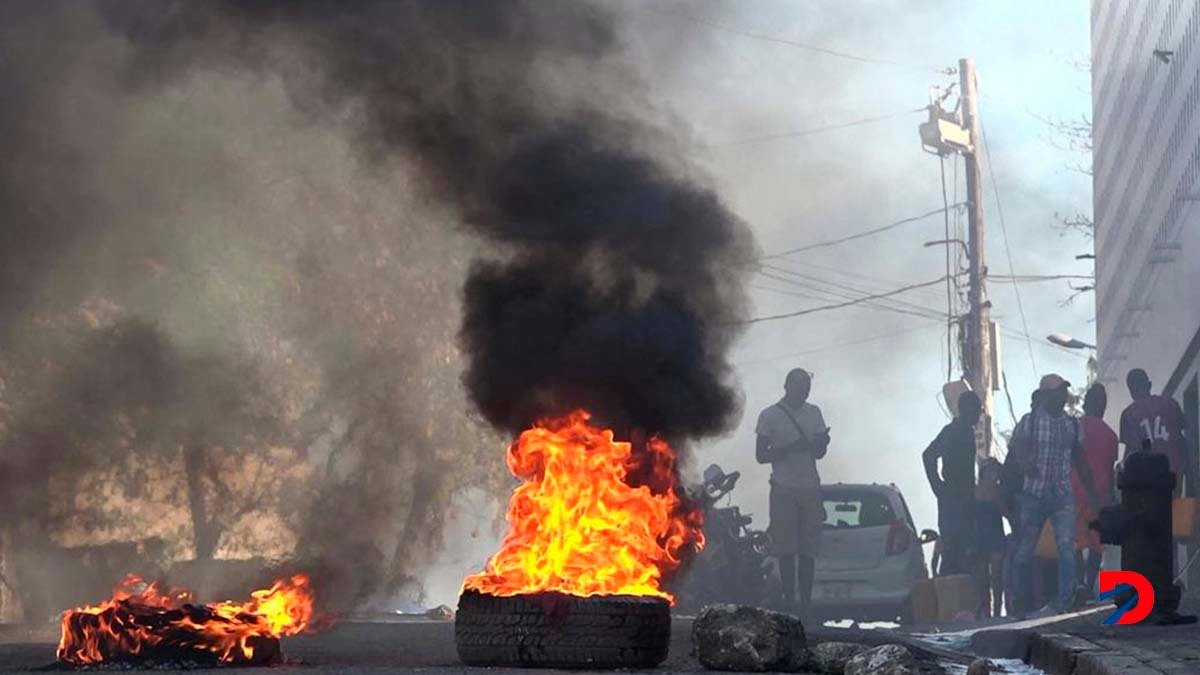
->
[1058,283,1095,307]
[1053,211,1095,239]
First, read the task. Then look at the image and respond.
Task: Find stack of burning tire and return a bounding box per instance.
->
[455,411,702,669]
[56,574,314,668]
[456,590,670,668]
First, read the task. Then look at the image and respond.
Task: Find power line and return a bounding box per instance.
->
[751,270,1091,366]
[952,155,966,309]
[757,270,1081,352]
[707,109,922,147]
[754,270,948,322]
[768,257,951,306]
[751,282,828,302]
[980,119,1038,377]
[756,264,950,320]
[938,154,954,380]
[735,324,941,367]
[742,276,951,325]
[990,274,1095,282]
[751,274,1092,364]
[1001,370,1020,427]
[757,261,950,311]
[643,6,951,73]
[757,260,1077,353]
[757,204,966,260]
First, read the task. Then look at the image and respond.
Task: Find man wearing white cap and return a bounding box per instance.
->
[1009,374,1099,615]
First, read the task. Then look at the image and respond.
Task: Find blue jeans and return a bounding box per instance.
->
[1013,489,1076,612]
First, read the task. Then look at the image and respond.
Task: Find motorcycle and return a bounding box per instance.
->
[673,464,779,613]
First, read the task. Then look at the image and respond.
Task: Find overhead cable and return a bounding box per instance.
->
[645,6,952,73]
[756,204,967,260]
[735,324,942,367]
[980,119,1038,377]
[741,276,951,325]
[708,109,922,147]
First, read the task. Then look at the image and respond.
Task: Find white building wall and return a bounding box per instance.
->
[1092,0,1200,428]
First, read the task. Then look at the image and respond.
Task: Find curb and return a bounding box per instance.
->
[967,626,1193,675]
[969,627,1032,660]
[1024,632,1191,675]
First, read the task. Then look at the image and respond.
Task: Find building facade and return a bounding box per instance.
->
[1092,0,1200,466]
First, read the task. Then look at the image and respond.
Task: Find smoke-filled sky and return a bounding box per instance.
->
[618,1,1094,536]
[0,0,1094,608]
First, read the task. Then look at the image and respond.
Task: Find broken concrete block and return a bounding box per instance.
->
[693,604,808,672]
[843,644,916,675]
[809,641,868,674]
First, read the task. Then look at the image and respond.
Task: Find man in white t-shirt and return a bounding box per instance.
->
[756,368,830,616]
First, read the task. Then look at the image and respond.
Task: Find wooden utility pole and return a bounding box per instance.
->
[960,57,994,459]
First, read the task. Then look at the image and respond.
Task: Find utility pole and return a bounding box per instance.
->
[960,57,994,460]
[919,57,996,459]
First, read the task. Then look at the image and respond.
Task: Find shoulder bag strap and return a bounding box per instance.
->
[774,402,811,443]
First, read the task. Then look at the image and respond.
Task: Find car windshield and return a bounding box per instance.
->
[822,490,896,529]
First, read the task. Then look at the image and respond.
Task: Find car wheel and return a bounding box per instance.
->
[455,589,671,669]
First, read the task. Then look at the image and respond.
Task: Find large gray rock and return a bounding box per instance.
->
[692,604,808,672]
[843,644,916,675]
[809,641,869,674]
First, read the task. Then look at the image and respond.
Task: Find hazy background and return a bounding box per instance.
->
[621,0,1093,553]
[433,0,1096,604]
[0,1,1095,610]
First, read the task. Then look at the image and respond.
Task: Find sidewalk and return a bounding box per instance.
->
[971,597,1200,675]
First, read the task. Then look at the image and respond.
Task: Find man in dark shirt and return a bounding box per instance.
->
[1120,368,1193,495]
[923,390,982,575]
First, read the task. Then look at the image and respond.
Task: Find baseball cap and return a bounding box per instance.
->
[1039,373,1071,391]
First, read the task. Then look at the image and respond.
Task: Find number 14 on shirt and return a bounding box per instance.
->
[1139,415,1171,442]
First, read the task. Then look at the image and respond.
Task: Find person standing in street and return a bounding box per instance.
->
[1001,389,1042,617]
[975,457,1007,617]
[922,390,982,576]
[1120,368,1194,496]
[1073,383,1118,593]
[756,368,830,618]
[1010,374,1099,616]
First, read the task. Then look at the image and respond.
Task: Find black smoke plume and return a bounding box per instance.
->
[99,0,754,440]
[0,0,752,617]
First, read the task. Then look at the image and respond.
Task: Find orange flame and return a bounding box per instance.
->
[463,410,703,602]
[57,573,315,666]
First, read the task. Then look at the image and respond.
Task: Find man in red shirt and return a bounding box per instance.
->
[1073,384,1117,592]
[1120,368,1194,496]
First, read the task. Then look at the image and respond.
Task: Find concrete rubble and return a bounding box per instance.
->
[692,604,809,672]
[809,641,869,674]
[843,643,917,675]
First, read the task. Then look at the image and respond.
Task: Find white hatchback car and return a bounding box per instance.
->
[811,483,932,623]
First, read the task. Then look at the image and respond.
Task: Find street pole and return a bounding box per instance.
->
[960,57,994,460]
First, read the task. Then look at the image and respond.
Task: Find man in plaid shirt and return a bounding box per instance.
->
[1009,374,1099,615]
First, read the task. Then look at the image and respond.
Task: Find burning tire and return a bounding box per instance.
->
[455,589,671,669]
[56,574,314,668]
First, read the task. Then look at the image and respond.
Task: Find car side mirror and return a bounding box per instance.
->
[919,529,939,545]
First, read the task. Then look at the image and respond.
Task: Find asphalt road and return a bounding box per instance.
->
[0,618,968,674]
[4,619,696,674]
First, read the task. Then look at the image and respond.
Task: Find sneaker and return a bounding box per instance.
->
[1070,585,1092,609]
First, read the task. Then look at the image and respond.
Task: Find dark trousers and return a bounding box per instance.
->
[937,496,975,575]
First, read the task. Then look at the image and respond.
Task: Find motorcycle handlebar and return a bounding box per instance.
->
[703,471,741,501]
